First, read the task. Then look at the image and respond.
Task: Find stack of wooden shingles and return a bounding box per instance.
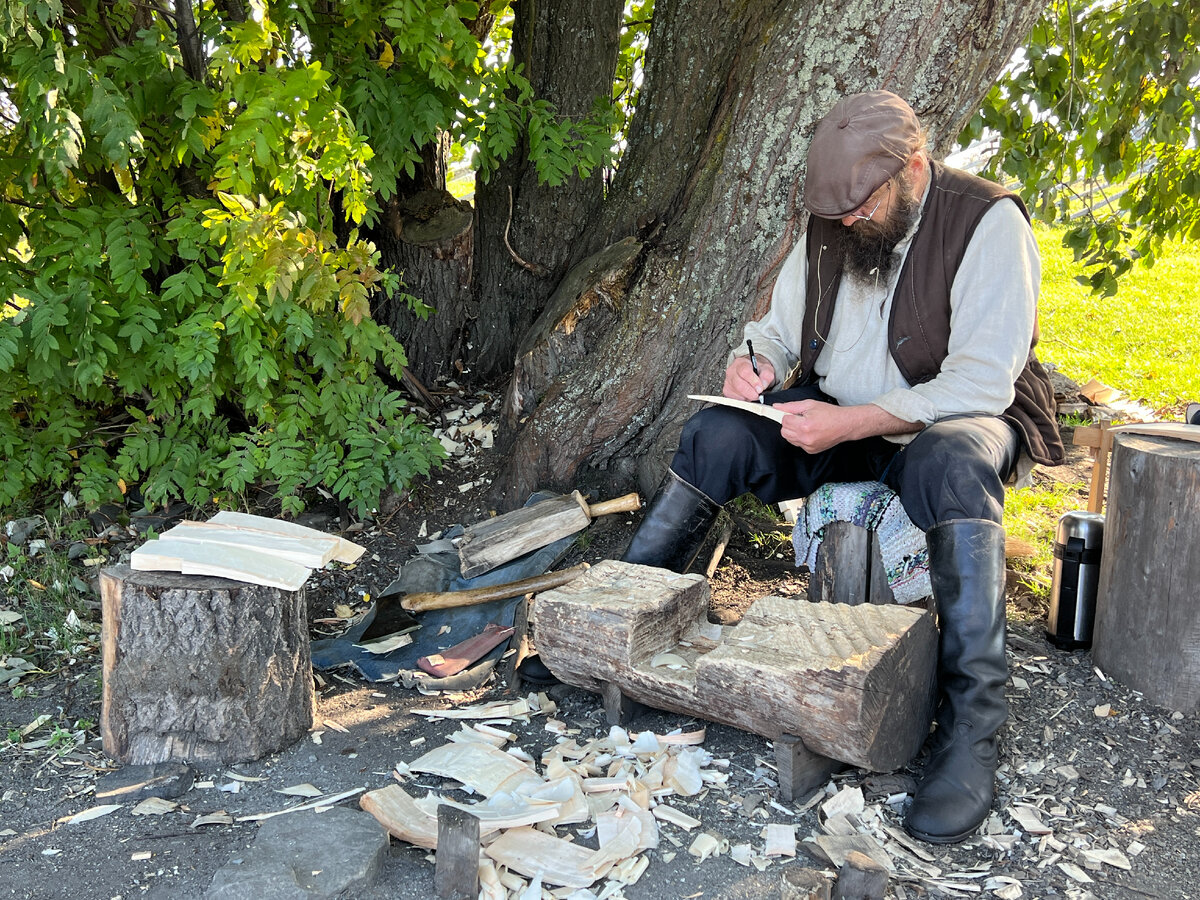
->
[130,511,364,591]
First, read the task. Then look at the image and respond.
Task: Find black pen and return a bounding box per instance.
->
[746,340,764,403]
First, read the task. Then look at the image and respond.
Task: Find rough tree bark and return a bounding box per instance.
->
[373,0,624,386]
[492,0,1051,507]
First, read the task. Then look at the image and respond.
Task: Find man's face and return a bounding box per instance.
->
[835,170,920,283]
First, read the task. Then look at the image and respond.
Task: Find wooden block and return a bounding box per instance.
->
[810,522,871,605]
[100,565,313,764]
[832,850,889,900]
[601,681,644,726]
[160,521,338,567]
[458,493,591,579]
[533,561,937,771]
[436,806,480,900]
[809,523,896,606]
[774,733,843,803]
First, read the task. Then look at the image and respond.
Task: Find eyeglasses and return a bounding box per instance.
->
[851,197,883,222]
[849,182,892,222]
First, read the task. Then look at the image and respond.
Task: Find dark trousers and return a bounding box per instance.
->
[670,386,1018,532]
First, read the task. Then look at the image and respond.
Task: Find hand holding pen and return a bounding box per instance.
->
[723,340,773,402]
[747,340,764,403]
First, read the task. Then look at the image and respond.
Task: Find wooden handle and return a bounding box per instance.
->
[585,493,642,518]
[402,563,590,612]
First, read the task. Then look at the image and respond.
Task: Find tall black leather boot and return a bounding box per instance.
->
[621,468,721,573]
[905,518,1008,844]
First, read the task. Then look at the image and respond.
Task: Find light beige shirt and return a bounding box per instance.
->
[739,196,1039,446]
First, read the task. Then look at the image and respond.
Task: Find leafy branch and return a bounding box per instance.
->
[963,0,1200,295]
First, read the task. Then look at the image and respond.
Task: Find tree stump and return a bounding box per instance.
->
[1092,433,1200,711]
[100,565,315,764]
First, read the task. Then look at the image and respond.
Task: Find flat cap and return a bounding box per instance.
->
[803,91,922,219]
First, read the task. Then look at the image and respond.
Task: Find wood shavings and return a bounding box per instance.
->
[1008,804,1053,835]
[484,826,614,889]
[763,822,796,857]
[236,787,365,822]
[409,740,542,797]
[191,811,234,828]
[59,804,122,825]
[820,785,865,819]
[1056,861,1094,883]
[275,783,325,798]
[687,831,727,862]
[652,804,701,830]
[649,651,688,669]
[1081,846,1131,870]
[130,797,178,816]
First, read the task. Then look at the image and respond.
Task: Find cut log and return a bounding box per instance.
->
[808,522,894,606]
[532,560,937,771]
[100,565,314,765]
[457,492,640,579]
[1092,432,1200,711]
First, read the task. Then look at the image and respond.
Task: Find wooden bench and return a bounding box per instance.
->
[533,560,938,801]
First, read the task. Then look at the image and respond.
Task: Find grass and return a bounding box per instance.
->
[1035,222,1200,413]
[1,507,100,675]
[1003,225,1200,604]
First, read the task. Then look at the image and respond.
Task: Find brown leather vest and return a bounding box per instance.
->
[799,162,1065,466]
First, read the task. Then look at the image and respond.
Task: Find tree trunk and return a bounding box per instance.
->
[374,0,624,386]
[493,0,1049,506]
[469,0,624,380]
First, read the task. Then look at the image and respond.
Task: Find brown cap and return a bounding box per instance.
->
[803,91,922,219]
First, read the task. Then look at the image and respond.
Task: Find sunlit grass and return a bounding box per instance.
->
[1004,226,1199,603]
[1035,222,1200,413]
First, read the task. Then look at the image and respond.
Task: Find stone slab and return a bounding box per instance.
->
[205,806,389,900]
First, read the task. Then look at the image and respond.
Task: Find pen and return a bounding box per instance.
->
[746,340,764,403]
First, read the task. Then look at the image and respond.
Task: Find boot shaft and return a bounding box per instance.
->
[620,469,720,573]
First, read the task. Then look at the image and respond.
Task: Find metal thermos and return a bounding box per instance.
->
[1046,511,1105,649]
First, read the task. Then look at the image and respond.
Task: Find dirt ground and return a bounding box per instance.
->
[1,385,1198,900]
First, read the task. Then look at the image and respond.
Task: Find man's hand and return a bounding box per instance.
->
[773,399,922,453]
[723,355,774,402]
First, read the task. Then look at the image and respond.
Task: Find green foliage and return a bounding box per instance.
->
[0,1,618,516]
[963,0,1200,295]
[613,0,654,149]
[1003,226,1200,603]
